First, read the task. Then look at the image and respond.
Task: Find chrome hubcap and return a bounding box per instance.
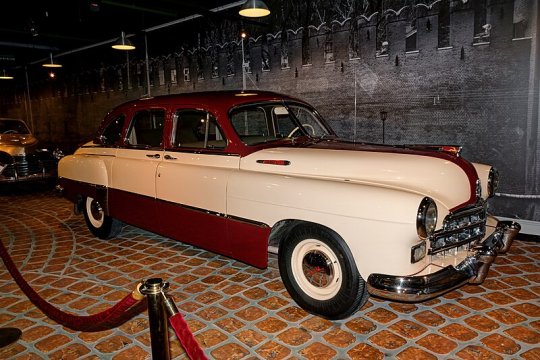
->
[302,250,334,288]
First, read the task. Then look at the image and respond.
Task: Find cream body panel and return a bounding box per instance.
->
[58,144,116,186]
[227,171,428,277]
[157,152,240,214]
[241,147,472,209]
[111,148,163,198]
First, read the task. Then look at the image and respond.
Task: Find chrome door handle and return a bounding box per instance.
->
[164,154,177,160]
[146,154,161,158]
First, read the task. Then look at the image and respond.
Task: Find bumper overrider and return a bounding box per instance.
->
[366,221,521,302]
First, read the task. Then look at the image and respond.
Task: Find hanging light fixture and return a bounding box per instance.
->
[42,53,62,68]
[112,31,136,50]
[0,69,14,80]
[239,0,270,18]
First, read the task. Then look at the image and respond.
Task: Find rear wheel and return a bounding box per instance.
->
[278,224,369,319]
[83,196,122,239]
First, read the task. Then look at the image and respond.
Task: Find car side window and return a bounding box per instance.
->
[100,114,125,146]
[230,107,271,145]
[126,109,165,148]
[173,110,226,149]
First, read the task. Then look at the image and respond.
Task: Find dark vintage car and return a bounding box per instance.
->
[58,91,520,319]
[0,118,63,184]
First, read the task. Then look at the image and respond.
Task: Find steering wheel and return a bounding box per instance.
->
[3,130,17,134]
[288,123,316,138]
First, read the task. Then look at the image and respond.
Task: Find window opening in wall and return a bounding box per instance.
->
[405,8,418,53]
[115,68,122,91]
[197,53,204,80]
[173,110,226,149]
[437,0,450,48]
[325,31,335,63]
[227,45,235,76]
[376,12,388,56]
[158,67,165,86]
[281,27,289,69]
[473,0,490,43]
[513,0,532,39]
[261,38,270,71]
[183,67,190,82]
[211,49,219,78]
[149,64,155,87]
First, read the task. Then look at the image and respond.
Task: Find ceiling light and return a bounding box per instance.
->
[89,0,101,12]
[42,53,62,68]
[112,31,135,50]
[239,0,270,18]
[0,69,14,80]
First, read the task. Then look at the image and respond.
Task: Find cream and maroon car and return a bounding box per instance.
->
[58,91,520,319]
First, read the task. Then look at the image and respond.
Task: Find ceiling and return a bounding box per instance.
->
[1,0,251,71]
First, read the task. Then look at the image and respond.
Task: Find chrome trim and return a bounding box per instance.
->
[416,197,437,240]
[428,202,486,255]
[487,167,499,198]
[366,220,520,302]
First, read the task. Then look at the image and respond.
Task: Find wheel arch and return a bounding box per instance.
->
[269,219,352,256]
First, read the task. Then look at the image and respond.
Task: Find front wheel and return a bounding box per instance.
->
[83,196,122,239]
[278,224,369,319]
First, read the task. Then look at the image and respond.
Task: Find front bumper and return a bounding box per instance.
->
[366,220,521,302]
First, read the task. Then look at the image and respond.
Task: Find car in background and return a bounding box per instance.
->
[0,118,63,184]
[57,91,520,319]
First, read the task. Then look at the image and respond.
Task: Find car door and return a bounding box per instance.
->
[109,107,166,233]
[156,107,240,256]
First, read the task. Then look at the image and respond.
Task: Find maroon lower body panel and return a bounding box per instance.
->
[157,200,230,258]
[61,180,270,269]
[108,188,160,235]
[227,217,270,269]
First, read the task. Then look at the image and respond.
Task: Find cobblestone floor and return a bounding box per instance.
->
[0,188,539,359]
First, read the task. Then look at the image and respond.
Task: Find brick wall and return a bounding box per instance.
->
[1,0,538,221]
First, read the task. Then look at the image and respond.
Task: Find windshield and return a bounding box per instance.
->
[0,119,30,135]
[229,102,333,145]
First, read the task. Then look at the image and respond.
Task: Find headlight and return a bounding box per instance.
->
[417,197,437,239]
[487,167,499,198]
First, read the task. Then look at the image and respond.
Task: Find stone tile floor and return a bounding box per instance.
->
[0,188,539,359]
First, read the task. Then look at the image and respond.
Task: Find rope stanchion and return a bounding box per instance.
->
[2,237,207,358]
[0,239,145,332]
[164,292,208,360]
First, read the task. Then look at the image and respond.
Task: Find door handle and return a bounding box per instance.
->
[146,154,161,158]
[164,154,177,160]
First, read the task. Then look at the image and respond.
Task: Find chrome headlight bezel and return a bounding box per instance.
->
[487,167,499,198]
[417,197,438,240]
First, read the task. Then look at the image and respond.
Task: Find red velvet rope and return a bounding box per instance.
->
[169,313,208,360]
[0,239,145,332]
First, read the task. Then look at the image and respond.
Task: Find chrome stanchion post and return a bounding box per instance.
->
[140,278,171,360]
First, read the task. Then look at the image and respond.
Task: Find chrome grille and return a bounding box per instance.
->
[428,203,486,255]
[2,155,56,178]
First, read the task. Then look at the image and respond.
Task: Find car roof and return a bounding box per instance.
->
[110,90,305,112]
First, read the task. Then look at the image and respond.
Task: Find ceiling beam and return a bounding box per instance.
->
[102,0,178,17]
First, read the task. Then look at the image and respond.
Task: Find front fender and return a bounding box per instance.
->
[58,154,111,187]
[227,171,434,278]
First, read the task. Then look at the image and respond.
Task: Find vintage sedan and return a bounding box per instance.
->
[0,118,63,184]
[58,91,520,319]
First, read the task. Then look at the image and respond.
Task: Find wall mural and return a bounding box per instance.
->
[0,0,538,221]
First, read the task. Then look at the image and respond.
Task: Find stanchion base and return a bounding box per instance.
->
[0,328,22,348]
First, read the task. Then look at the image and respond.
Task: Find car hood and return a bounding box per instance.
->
[0,134,38,156]
[240,140,479,211]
